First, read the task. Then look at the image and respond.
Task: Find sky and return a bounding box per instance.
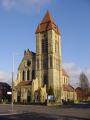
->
[0,0,90,86]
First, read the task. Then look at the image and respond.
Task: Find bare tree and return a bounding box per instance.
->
[79,72,89,90]
[79,72,89,99]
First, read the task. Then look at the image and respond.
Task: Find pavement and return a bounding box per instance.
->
[0,104,90,120]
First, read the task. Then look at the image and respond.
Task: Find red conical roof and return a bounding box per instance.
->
[36,11,60,34]
[41,10,55,24]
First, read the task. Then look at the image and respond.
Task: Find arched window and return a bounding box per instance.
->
[27,70,30,80]
[22,71,25,81]
[27,60,31,67]
[44,74,48,85]
[42,38,48,53]
[50,56,52,68]
[55,40,59,53]
[43,58,48,69]
[27,90,31,103]
[32,70,35,79]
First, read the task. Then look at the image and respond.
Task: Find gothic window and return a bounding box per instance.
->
[27,69,30,80]
[46,39,48,52]
[43,34,46,38]
[55,40,59,53]
[44,74,48,85]
[37,59,39,70]
[55,40,57,53]
[64,77,66,84]
[42,39,44,53]
[55,40,56,53]
[42,38,48,53]
[27,90,31,103]
[43,58,48,69]
[22,71,25,81]
[42,32,47,38]
[32,70,35,79]
[27,60,31,67]
[50,56,52,68]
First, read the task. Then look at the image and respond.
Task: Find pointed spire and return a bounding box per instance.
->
[41,10,55,24]
[36,11,60,34]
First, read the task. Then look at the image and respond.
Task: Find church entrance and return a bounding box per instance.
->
[27,96,31,103]
[27,90,31,103]
[17,90,21,103]
[17,96,20,103]
[34,90,40,103]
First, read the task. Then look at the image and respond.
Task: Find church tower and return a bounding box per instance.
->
[36,11,62,98]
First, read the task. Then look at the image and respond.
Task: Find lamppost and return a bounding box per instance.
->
[11,55,14,112]
[11,53,22,112]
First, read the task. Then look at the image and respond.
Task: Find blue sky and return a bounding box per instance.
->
[0,0,90,86]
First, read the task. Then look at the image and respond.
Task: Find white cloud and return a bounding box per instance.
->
[0,70,17,86]
[0,0,15,9]
[0,71,11,85]
[0,0,51,11]
[63,63,90,88]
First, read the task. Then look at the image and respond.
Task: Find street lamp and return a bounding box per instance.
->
[11,55,14,112]
[11,53,22,112]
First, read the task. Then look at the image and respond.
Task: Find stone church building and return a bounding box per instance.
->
[13,11,76,104]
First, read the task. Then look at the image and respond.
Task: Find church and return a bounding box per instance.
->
[13,11,76,104]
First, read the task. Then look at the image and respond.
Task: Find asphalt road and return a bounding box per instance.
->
[0,113,88,120]
[0,104,90,120]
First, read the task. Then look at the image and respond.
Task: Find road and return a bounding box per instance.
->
[0,104,90,120]
[0,112,88,120]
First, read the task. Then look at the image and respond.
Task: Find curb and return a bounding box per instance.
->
[0,112,18,116]
[0,108,30,116]
[0,111,26,116]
